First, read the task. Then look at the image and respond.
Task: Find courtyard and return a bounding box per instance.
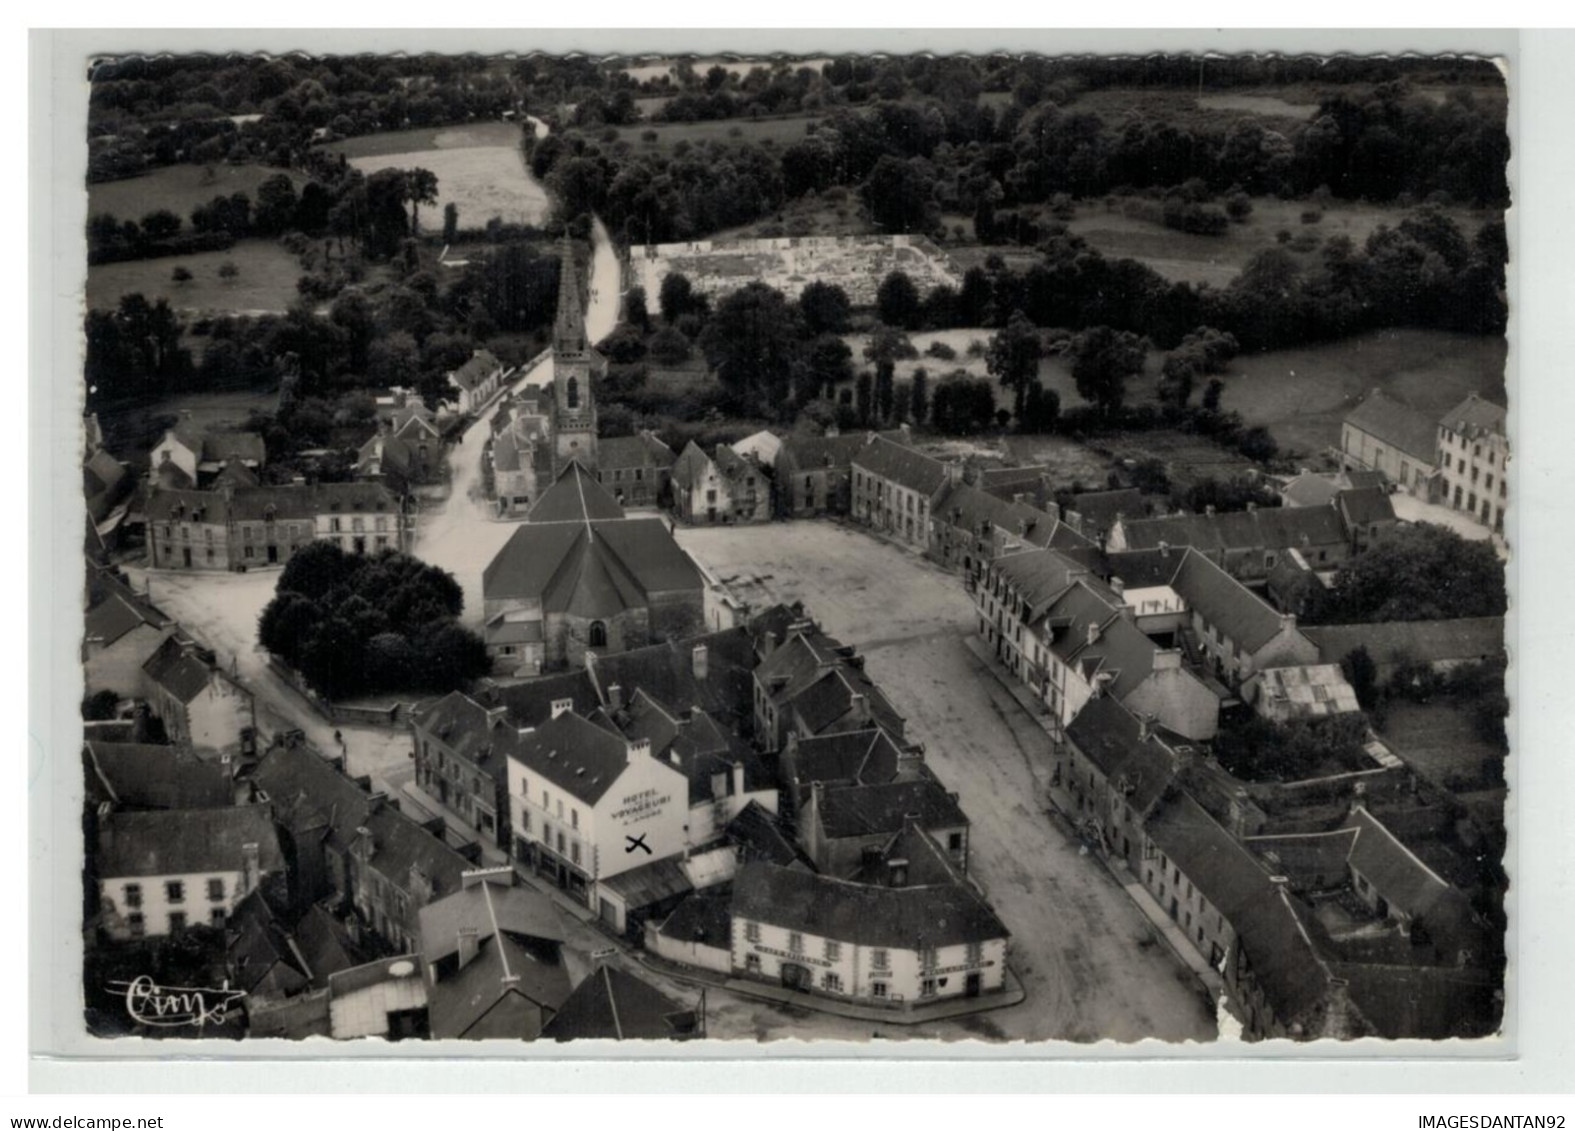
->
[675,520,1218,1042]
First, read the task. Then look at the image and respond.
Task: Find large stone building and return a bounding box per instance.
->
[481,463,706,674]
[145,482,410,570]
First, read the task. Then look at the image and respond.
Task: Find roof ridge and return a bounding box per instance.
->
[1352,808,1452,890]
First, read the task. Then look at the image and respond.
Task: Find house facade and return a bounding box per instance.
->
[851,435,955,548]
[96,806,284,941]
[142,636,254,758]
[409,691,511,848]
[1435,393,1508,533]
[671,442,770,524]
[146,483,409,570]
[447,349,509,416]
[596,431,676,508]
[504,709,690,918]
[729,859,1009,1009]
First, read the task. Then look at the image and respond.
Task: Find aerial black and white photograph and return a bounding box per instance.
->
[65,41,1511,1048]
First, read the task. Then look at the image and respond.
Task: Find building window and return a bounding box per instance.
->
[966,941,984,966]
[920,978,938,998]
[871,981,888,999]
[589,621,607,648]
[123,883,142,909]
[165,881,185,905]
[570,842,581,866]
[127,913,145,938]
[168,912,187,933]
[920,946,938,973]
[788,931,804,956]
[330,517,341,533]
[556,831,566,855]
[571,809,579,830]
[745,953,761,973]
[519,810,530,834]
[745,921,761,943]
[824,939,841,962]
[824,972,843,993]
[207,878,225,902]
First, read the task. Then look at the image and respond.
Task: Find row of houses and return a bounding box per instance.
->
[1057,695,1501,1040]
[409,601,1014,1015]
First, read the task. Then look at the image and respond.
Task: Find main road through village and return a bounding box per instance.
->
[123,131,1217,1041]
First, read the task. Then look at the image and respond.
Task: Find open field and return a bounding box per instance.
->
[1214,328,1507,458]
[87,164,304,226]
[1066,196,1498,288]
[1195,92,1319,119]
[602,112,823,154]
[674,521,1217,1041]
[87,238,304,315]
[328,123,549,227]
[618,57,835,86]
[710,190,874,242]
[1381,702,1504,782]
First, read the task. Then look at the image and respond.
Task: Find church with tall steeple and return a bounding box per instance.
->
[550,237,602,474]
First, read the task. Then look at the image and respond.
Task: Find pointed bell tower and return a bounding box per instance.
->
[551,237,597,473]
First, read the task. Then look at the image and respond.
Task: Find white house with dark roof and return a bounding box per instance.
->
[670,441,770,525]
[446,348,510,415]
[504,707,689,917]
[1435,392,1508,533]
[729,838,1009,1010]
[150,427,267,488]
[95,805,284,940]
[141,635,254,759]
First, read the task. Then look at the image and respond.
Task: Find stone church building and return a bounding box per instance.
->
[481,463,706,676]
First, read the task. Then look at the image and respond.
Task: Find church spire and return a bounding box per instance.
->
[554,237,586,357]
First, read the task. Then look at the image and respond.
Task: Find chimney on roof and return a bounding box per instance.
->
[851,693,870,725]
[732,760,745,799]
[240,842,261,896]
[711,770,728,800]
[607,684,623,712]
[1137,713,1154,743]
[550,697,573,720]
[1153,648,1182,672]
[887,856,910,888]
[1158,540,1170,558]
[1111,577,1126,598]
[1086,622,1101,647]
[1279,612,1296,634]
[1205,504,1216,517]
[457,927,480,971]
[1012,492,1025,505]
[629,737,652,761]
[692,644,708,681]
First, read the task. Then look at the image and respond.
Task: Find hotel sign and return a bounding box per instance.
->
[610,788,671,827]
